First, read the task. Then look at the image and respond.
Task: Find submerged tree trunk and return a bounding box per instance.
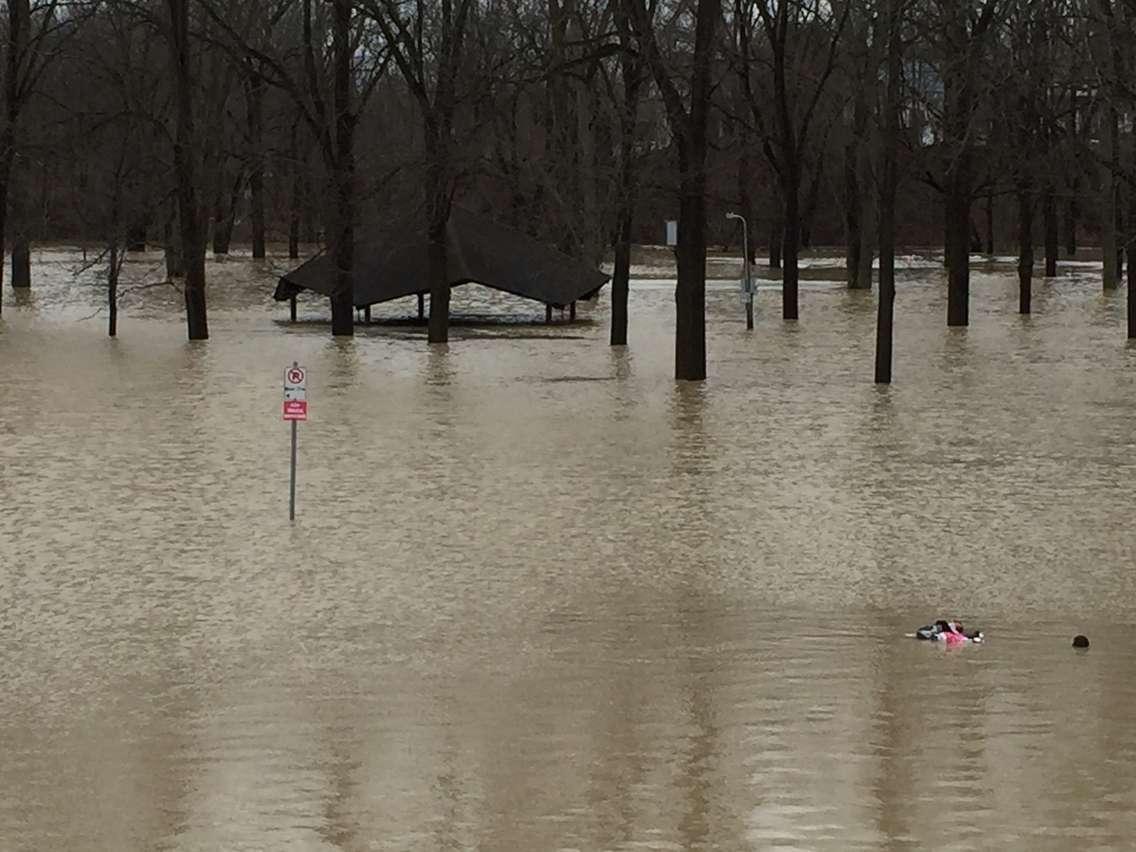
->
[127,223,146,251]
[875,0,900,384]
[108,241,120,337]
[211,170,243,255]
[0,170,6,315]
[1043,182,1058,276]
[675,152,708,379]
[9,163,29,288]
[857,193,875,289]
[247,73,266,259]
[984,192,994,255]
[945,162,971,326]
[1102,105,1119,290]
[1128,190,1136,338]
[168,0,208,340]
[164,204,184,279]
[0,0,26,309]
[782,174,800,320]
[11,234,29,288]
[1017,183,1034,314]
[769,213,783,268]
[328,0,354,336]
[611,21,641,347]
[611,220,631,345]
[629,0,716,379]
[1064,182,1077,256]
[844,131,862,287]
[212,205,233,254]
[0,163,7,314]
[425,133,451,344]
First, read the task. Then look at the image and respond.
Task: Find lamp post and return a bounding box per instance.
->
[726,212,753,329]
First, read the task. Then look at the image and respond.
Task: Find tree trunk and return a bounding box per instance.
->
[288,215,299,258]
[212,204,234,255]
[9,159,29,288]
[1043,182,1058,276]
[1017,183,1034,314]
[0,0,28,309]
[857,194,875,289]
[247,73,266,259]
[108,242,119,337]
[127,223,146,252]
[10,235,29,288]
[875,0,900,384]
[168,0,208,340]
[675,162,707,380]
[1064,183,1077,256]
[800,162,821,250]
[611,225,630,346]
[0,166,7,314]
[1128,189,1136,338]
[781,169,800,320]
[845,152,861,287]
[211,170,243,255]
[945,162,971,326]
[426,217,450,343]
[673,0,718,380]
[984,192,994,255]
[1102,105,1119,290]
[844,30,871,290]
[164,205,184,279]
[769,214,782,268]
[425,127,451,344]
[942,52,976,327]
[611,25,641,347]
[329,0,354,336]
[289,127,302,259]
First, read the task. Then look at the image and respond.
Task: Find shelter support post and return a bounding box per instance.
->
[364,305,371,323]
[570,301,576,321]
[545,304,553,324]
[417,293,425,320]
[290,296,297,322]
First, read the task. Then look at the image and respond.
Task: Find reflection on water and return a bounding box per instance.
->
[2,249,1135,849]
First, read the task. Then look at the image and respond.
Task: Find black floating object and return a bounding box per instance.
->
[1072,635,1090,649]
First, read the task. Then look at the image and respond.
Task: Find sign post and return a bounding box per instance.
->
[726,212,754,329]
[283,362,307,521]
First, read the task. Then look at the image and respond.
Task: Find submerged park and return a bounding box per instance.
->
[3,0,1136,848]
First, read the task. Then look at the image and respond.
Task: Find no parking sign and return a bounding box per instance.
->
[283,365,307,421]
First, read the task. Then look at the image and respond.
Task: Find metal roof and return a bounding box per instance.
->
[274,207,609,309]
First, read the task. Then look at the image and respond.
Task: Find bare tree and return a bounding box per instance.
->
[875,0,902,382]
[167,0,208,338]
[1,0,77,305]
[627,0,720,380]
[732,0,850,320]
[360,0,478,343]
[203,0,390,336]
[608,0,644,347]
[918,0,1001,327]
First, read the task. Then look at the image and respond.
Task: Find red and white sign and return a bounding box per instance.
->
[283,364,308,421]
[283,399,307,420]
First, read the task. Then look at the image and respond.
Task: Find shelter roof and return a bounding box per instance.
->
[274,207,609,308]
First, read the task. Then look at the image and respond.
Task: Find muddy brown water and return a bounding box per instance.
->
[1,249,1135,850]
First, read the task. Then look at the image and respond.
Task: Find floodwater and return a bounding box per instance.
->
[2,247,1135,850]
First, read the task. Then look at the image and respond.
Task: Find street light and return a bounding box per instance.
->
[726,212,754,329]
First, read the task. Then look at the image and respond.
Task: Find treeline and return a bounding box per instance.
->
[1,0,1134,377]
